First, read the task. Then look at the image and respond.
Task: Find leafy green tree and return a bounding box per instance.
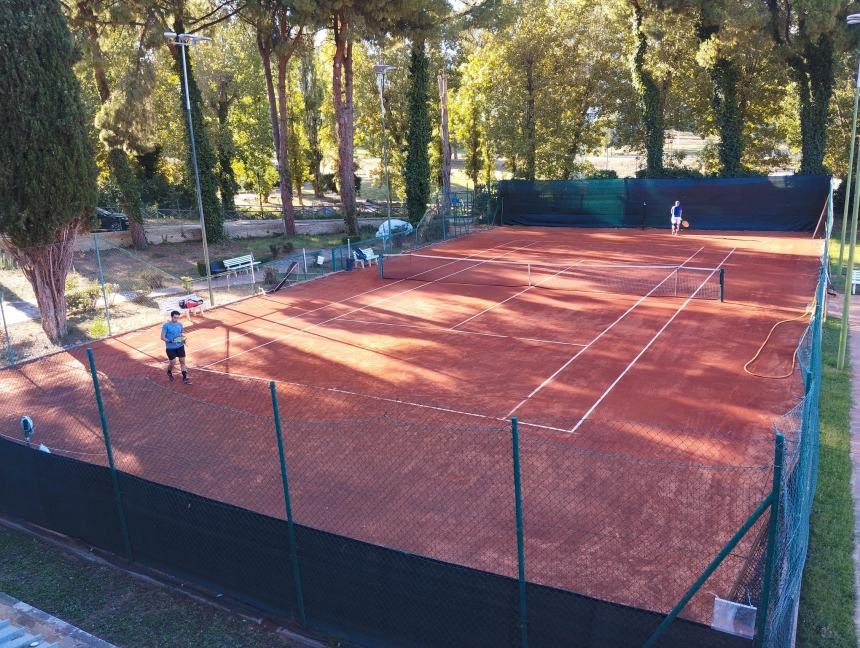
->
[763,0,848,175]
[299,36,326,197]
[0,0,98,342]
[68,0,153,249]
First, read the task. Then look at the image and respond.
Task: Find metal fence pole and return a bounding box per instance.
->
[270,381,307,625]
[86,349,133,561]
[511,417,528,648]
[92,234,113,337]
[754,433,786,645]
[0,290,15,367]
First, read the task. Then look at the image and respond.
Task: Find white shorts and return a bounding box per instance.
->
[671,216,682,225]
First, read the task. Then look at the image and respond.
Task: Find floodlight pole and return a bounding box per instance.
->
[839,15,860,369]
[374,64,395,252]
[166,32,215,306]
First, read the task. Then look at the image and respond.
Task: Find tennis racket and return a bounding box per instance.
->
[173,335,187,345]
[681,220,690,228]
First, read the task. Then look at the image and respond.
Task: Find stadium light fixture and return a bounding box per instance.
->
[374,64,396,249]
[839,17,860,367]
[164,32,215,306]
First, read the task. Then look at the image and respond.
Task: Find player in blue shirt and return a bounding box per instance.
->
[670,200,683,236]
[160,310,191,384]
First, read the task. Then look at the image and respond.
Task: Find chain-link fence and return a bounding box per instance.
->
[0,205,490,368]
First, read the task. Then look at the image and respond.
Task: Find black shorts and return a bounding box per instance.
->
[166,346,186,360]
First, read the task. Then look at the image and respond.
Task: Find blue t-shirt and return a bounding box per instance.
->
[162,321,184,349]
[671,204,682,218]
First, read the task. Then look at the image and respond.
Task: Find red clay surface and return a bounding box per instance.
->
[0,226,823,623]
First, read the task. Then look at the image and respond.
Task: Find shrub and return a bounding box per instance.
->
[268,243,281,259]
[586,169,619,180]
[264,265,278,285]
[180,276,194,293]
[65,285,101,313]
[89,317,109,338]
[196,260,207,277]
[282,241,295,254]
[65,272,81,291]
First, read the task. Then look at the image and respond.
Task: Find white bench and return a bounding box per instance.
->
[157,294,205,321]
[353,247,379,268]
[853,269,860,294]
[222,254,261,277]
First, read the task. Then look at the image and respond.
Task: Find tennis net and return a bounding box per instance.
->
[379,253,725,300]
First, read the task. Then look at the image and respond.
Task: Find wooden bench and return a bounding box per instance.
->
[157,294,206,321]
[353,247,379,268]
[853,269,860,294]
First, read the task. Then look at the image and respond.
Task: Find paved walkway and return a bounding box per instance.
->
[0,593,115,648]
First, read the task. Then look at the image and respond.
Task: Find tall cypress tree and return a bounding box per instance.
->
[405,39,431,222]
[0,0,98,342]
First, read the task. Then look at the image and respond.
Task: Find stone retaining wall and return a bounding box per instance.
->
[74,217,388,251]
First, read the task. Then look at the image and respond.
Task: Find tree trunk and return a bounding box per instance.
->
[8,225,78,343]
[795,34,833,175]
[711,56,743,176]
[524,58,536,181]
[215,83,238,212]
[276,50,296,235]
[333,13,358,236]
[78,0,147,249]
[630,1,665,175]
[438,72,452,217]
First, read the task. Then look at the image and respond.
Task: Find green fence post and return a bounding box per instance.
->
[378,254,385,279]
[92,234,113,337]
[0,290,15,367]
[86,349,133,561]
[755,433,786,646]
[330,248,337,272]
[511,417,528,648]
[270,381,307,625]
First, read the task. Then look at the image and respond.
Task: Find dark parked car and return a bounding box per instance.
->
[95,207,129,232]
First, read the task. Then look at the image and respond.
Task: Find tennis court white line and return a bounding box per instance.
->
[330,316,588,348]
[192,366,572,433]
[202,243,542,368]
[448,260,586,331]
[134,240,521,357]
[568,247,736,433]
[505,246,706,418]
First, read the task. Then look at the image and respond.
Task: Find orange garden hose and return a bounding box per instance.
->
[743,301,814,379]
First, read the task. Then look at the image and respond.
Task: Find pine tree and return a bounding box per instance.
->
[405,39,431,222]
[0,0,98,342]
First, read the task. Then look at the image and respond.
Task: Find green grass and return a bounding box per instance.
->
[796,320,857,647]
[0,525,326,647]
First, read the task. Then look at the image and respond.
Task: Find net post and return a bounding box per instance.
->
[755,433,786,645]
[269,381,307,626]
[510,417,529,648]
[719,268,725,302]
[92,233,113,337]
[86,349,133,561]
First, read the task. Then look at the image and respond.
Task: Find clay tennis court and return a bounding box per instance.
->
[1,226,822,623]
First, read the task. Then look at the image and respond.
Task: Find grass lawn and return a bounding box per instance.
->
[0,523,340,647]
[796,320,856,647]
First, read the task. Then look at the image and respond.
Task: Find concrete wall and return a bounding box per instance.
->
[74,217,389,251]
